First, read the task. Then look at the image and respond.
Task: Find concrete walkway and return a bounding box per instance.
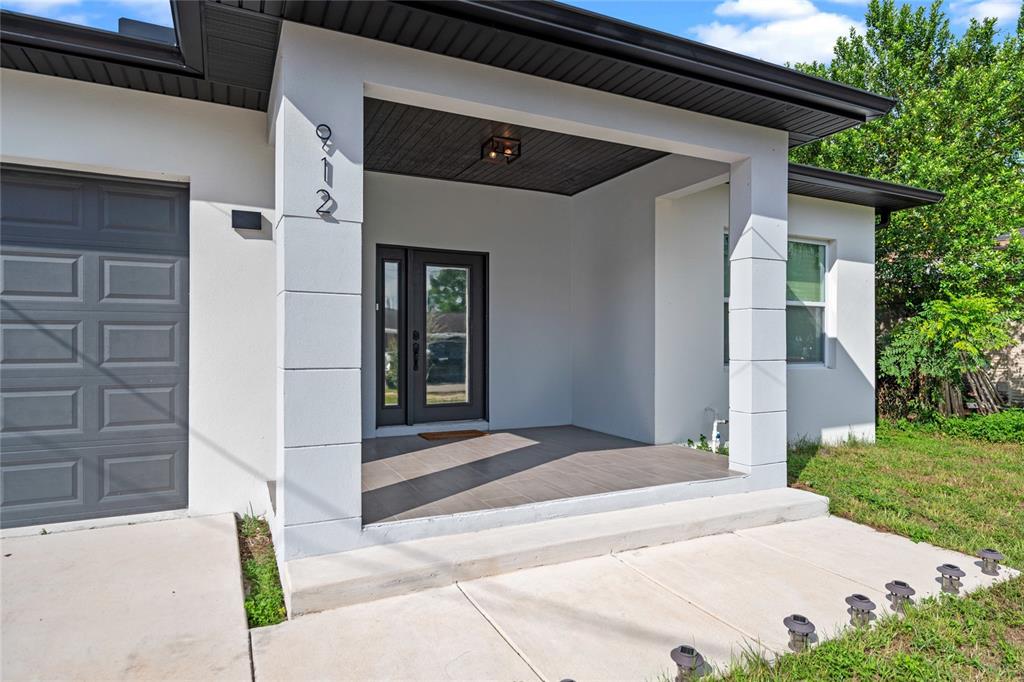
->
[1,514,251,681]
[253,516,1018,681]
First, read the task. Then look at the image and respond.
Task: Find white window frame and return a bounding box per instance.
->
[785,236,831,368]
[724,233,834,367]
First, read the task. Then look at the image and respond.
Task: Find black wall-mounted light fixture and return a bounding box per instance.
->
[482,136,521,164]
[232,209,262,230]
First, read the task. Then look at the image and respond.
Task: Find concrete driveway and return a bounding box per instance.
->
[253,516,1018,681]
[1,514,250,681]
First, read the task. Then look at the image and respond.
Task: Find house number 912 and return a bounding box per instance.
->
[315,124,333,216]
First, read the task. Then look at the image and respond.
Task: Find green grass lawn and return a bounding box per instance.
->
[717,423,1024,680]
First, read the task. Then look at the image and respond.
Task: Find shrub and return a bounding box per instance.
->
[933,409,1024,444]
[890,409,1024,444]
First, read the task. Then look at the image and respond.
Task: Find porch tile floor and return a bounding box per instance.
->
[361,425,737,524]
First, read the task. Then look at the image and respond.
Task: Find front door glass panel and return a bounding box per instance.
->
[425,265,469,405]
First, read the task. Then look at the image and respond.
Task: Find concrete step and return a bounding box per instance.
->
[284,487,829,616]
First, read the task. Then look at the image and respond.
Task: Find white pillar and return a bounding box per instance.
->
[728,152,788,487]
[273,62,364,560]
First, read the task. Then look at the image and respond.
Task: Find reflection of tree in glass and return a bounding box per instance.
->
[427,268,467,313]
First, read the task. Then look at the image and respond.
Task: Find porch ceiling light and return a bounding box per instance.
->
[482,136,521,164]
[885,580,916,614]
[670,645,707,680]
[845,593,876,627]
[978,548,1005,575]
[783,614,816,652]
[937,563,966,593]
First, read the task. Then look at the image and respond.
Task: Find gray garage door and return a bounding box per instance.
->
[1,166,188,527]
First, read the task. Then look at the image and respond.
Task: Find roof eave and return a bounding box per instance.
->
[405,0,895,123]
[788,163,944,211]
[0,9,202,76]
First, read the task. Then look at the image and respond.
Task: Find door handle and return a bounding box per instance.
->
[413,342,420,371]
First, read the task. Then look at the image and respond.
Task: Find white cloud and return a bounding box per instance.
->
[714,0,817,20]
[693,1,864,65]
[951,0,1022,25]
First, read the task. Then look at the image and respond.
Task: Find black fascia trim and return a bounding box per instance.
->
[789,163,944,208]
[171,0,205,73]
[0,9,201,76]
[396,0,895,123]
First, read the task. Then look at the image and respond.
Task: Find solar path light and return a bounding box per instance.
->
[885,580,916,614]
[783,614,816,652]
[670,645,708,680]
[937,563,966,594]
[845,593,876,627]
[978,549,1005,576]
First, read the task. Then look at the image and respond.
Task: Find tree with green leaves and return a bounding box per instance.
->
[790,0,1024,416]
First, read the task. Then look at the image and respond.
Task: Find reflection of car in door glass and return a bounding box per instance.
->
[426,338,466,384]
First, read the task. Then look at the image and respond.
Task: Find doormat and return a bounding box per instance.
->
[418,430,487,441]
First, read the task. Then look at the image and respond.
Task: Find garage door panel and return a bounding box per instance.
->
[0,174,87,233]
[0,250,83,300]
[2,373,186,446]
[1,319,82,366]
[0,168,187,254]
[99,381,183,432]
[1,166,188,527]
[0,454,83,510]
[1,385,84,436]
[101,321,181,366]
[99,446,183,501]
[1,310,187,376]
[100,255,185,305]
[0,441,187,525]
[3,248,186,313]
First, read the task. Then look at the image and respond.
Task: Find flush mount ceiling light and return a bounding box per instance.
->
[482,136,521,164]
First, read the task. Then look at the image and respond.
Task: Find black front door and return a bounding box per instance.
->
[377,246,486,426]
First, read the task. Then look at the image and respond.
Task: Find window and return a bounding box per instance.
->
[724,236,827,364]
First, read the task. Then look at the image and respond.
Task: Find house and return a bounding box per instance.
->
[0,0,943,568]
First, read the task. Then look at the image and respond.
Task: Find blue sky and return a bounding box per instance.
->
[2,0,1020,65]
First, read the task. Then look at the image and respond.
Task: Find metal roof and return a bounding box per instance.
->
[1,0,895,146]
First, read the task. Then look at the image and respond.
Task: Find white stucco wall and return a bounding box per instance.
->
[361,172,573,434]
[651,186,876,445]
[654,183,731,444]
[0,70,278,516]
[787,195,876,443]
[570,155,729,443]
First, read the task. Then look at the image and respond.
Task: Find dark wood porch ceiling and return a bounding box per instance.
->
[365,98,668,195]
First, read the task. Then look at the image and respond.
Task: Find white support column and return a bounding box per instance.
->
[273,67,365,560]
[728,152,788,487]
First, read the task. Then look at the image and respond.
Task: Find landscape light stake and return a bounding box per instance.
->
[845,593,876,627]
[884,580,916,614]
[783,614,816,652]
[670,645,707,680]
[937,563,966,593]
[978,549,1004,576]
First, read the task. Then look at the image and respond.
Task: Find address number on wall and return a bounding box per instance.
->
[315,123,333,217]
